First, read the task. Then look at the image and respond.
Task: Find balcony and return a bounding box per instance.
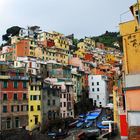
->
[0,75,10,79]
[30,81,41,86]
[10,76,29,80]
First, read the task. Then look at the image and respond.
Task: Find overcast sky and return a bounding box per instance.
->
[0,0,136,42]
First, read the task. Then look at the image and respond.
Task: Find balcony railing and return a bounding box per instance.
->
[0,75,10,79]
[10,76,29,80]
[30,81,41,86]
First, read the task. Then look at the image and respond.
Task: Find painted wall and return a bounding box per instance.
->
[126,89,140,111]
[88,75,109,107]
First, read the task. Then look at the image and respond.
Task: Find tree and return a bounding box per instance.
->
[2,26,21,42]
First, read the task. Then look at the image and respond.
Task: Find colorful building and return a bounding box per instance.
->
[28,76,42,131]
[119,1,140,139]
[0,64,29,130]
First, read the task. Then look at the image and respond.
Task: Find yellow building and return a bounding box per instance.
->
[119,1,140,74]
[75,38,95,59]
[29,39,36,57]
[105,54,115,63]
[34,47,43,59]
[28,81,42,131]
[84,37,95,48]
[54,36,70,51]
[37,31,70,64]
[75,42,86,58]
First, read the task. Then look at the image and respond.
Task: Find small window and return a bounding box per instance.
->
[21,105,23,111]
[97,82,99,85]
[92,88,94,92]
[11,105,14,112]
[48,100,50,106]
[17,105,19,112]
[3,94,7,100]
[92,82,94,86]
[15,117,19,128]
[6,118,11,129]
[13,93,18,100]
[97,95,99,100]
[31,86,33,90]
[3,81,8,88]
[33,95,37,100]
[35,86,37,91]
[3,106,7,113]
[30,95,33,100]
[39,95,41,100]
[23,81,27,88]
[97,88,100,91]
[30,106,34,111]
[37,105,40,110]
[53,100,55,105]
[64,102,66,107]
[23,93,27,100]
[26,105,28,111]
[14,81,18,88]
[64,94,66,98]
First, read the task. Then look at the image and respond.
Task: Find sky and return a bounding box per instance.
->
[0,0,136,42]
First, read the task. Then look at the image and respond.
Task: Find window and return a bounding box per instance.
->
[17,105,19,112]
[60,102,62,107]
[26,105,28,111]
[14,81,18,88]
[3,94,7,100]
[64,94,66,98]
[37,105,40,111]
[53,100,55,105]
[35,86,37,91]
[3,106,7,113]
[3,81,8,88]
[23,81,27,88]
[33,95,37,100]
[15,117,19,128]
[30,106,34,111]
[23,93,27,100]
[97,82,99,85]
[21,105,23,111]
[31,86,33,90]
[97,95,99,100]
[11,106,14,112]
[35,116,38,125]
[92,88,94,92]
[30,95,33,100]
[92,82,94,86]
[48,100,50,106]
[64,102,66,107]
[97,88,100,91]
[13,93,18,100]
[6,118,11,129]
[39,95,41,100]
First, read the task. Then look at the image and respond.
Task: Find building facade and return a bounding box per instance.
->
[88,75,109,107]
[0,66,29,130]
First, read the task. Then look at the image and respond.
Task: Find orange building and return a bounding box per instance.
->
[12,39,30,60]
